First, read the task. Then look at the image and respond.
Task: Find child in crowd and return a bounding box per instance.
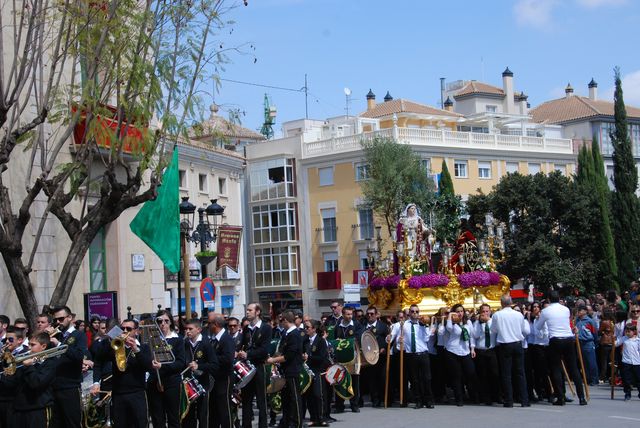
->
[620,324,640,401]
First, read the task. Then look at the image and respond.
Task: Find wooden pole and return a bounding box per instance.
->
[610,338,616,400]
[561,360,576,398]
[574,334,589,400]
[399,320,405,406]
[384,333,392,408]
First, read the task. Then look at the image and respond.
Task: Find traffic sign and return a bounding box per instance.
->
[200,278,216,308]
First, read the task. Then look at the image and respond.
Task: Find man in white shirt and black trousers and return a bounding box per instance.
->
[537,291,587,406]
[490,295,530,407]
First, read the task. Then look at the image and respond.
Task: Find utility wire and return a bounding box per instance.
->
[219,78,305,93]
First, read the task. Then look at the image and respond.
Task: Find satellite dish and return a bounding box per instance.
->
[344,87,351,96]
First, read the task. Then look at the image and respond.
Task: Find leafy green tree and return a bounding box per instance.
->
[0,0,247,325]
[359,137,435,237]
[428,160,463,244]
[610,68,640,288]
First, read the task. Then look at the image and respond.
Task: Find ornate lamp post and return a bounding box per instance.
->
[179,197,224,318]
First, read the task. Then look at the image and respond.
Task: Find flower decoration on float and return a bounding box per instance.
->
[407,273,450,289]
[369,275,400,291]
[457,271,501,289]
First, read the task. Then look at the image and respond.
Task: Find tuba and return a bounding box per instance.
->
[110,332,130,372]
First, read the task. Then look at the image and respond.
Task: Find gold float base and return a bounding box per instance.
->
[367,274,511,316]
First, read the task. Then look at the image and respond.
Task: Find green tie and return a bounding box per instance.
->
[485,323,490,348]
[411,323,416,353]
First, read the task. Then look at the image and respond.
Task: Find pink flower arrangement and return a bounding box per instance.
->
[457,271,501,288]
[407,273,450,289]
[370,275,400,291]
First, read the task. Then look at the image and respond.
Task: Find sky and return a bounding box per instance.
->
[209,0,640,137]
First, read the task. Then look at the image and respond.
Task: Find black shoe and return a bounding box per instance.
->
[521,403,531,407]
[400,403,408,408]
[456,402,464,407]
[579,398,588,406]
[426,402,434,409]
[552,399,565,406]
[503,403,513,408]
[625,394,631,401]
[414,403,424,409]
[269,419,277,427]
[351,407,360,413]
[327,417,337,422]
[564,396,573,403]
[372,402,382,408]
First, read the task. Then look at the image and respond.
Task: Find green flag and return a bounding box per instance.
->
[130,149,180,273]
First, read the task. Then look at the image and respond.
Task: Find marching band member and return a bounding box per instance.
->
[148,310,186,428]
[537,291,587,406]
[388,310,409,407]
[0,316,9,345]
[324,302,343,328]
[238,303,272,428]
[490,295,530,407]
[391,304,435,409]
[0,325,29,428]
[35,314,53,334]
[183,318,219,428]
[8,332,58,428]
[48,305,88,428]
[526,302,551,402]
[208,312,235,428]
[97,318,153,427]
[472,304,501,406]
[228,317,243,352]
[445,304,477,406]
[431,308,449,404]
[266,310,303,428]
[303,319,330,427]
[333,306,363,413]
[5,326,29,357]
[362,306,388,408]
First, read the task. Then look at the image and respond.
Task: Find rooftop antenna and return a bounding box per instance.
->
[344,87,352,118]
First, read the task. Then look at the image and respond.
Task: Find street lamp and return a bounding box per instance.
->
[179,197,225,318]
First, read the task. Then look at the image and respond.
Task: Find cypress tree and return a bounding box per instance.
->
[610,67,640,288]
[439,159,455,195]
[576,142,595,186]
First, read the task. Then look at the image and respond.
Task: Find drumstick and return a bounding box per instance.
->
[384,333,392,408]
[561,360,576,398]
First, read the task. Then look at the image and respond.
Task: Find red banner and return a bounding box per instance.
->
[216,225,243,272]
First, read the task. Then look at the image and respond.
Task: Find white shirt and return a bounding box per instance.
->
[214,329,226,342]
[473,319,496,350]
[285,326,297,335]
[165,331,179,339]
[445,320,475,356]
[249,319,263,330]
[537,303,573,339]
[490,307,530,344]
[621,336,640,365]
[189,334,203,347]
[389,320,432,353]
[529,318,549,346]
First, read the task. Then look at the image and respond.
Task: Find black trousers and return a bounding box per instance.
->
[242,363,268,428]
[0,401,12,428]
[335,374,359,410]
[496,342,528,406]
[304,370,326,423]
[528,345,551,399]
[322,374,333,420]
[621,363,640,395]
[11,406,51,428]
[548,337,585,400]
[183,391,209,428]
[147,382,180,428]
[363,357,385,406]
[112,390,148,428]
[280,377,302,428]
[474,348,501,404]
[52,387,82,428]
[210,377,233,428]
[407,353,433,405]
[431,347,447,401]
[445,350,477,404]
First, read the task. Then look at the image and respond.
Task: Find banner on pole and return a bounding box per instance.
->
[216,225,243,272]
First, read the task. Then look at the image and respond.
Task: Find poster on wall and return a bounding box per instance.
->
[84,291,118,321]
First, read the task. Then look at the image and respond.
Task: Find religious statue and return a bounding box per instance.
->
[394,203,433,274]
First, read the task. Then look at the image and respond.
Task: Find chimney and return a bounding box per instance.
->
[502,67,514,114]
[384,91,393,102]
[565,83,574,98]
[517,92,528,115]
[588,78,598,100]
[366,89,376,111]
[444,96,454,112]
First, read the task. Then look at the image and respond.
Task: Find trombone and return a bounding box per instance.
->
[1,345,68,375]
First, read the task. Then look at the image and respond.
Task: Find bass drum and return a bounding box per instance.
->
[359,330,380,366]
[329,338,359,375]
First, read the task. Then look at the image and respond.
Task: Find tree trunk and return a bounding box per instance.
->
[1,253,39,331]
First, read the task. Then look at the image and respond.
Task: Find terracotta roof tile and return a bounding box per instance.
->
[359,98,462,119]
[530,95,640,124]
[454,81,505,98]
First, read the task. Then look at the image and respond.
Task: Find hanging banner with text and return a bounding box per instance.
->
[216,225,243,273]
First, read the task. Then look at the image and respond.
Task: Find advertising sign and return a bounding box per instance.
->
[84,291,118,321]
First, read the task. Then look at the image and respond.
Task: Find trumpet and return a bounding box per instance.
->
[48,327,62,338]
[1,345,68,375]
[110,332,131,372]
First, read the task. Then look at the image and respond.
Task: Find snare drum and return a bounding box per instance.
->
[265,364,285,394]
[234,360,257,389]
[324,364,347,386]
[183,376,206,402]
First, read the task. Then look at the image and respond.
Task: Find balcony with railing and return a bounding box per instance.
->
[302,126,573,159]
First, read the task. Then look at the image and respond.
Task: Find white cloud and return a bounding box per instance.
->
[513,0,558,29]
[601,70,640,106]
[575,0,627,8]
